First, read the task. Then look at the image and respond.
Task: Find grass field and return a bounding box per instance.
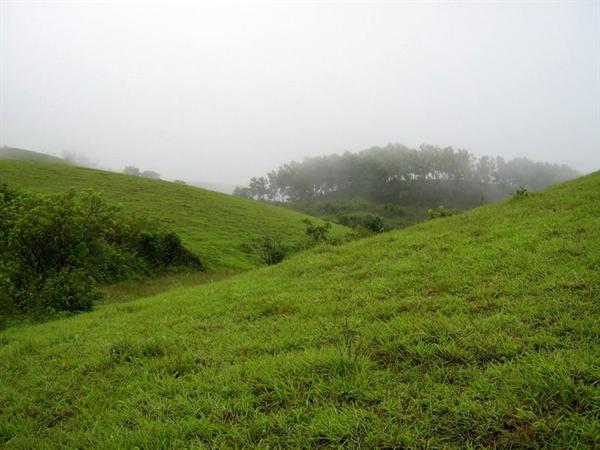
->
[0,159,348,271]
[0,172,598,448]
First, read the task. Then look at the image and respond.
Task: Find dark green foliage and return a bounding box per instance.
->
[259,238,288,265]
[337,213,386,232]
[0,185,202,315]
[35,269,101,313]
[427,205,459,219]
[303,219,332,243]
[136,231,202,269]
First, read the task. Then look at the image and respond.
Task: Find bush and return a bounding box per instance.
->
[0,186,203,315]
[259,238,288,265]
[36,269,101,313]
[303,219,332,243]
[512,186,530,199]
[137,231,203,269]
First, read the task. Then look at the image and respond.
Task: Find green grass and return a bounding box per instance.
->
[100,271,235,305]
[0,147,65,164]
[0,160,348,271]
[1,173,599,448]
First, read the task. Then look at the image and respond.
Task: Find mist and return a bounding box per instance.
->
[1,1,598,185]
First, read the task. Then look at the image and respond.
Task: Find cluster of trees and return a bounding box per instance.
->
[124,166,161,180]
[0,185,202,316]
[234,144,578,208]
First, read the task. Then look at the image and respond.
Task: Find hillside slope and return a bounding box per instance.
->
[0,160,347,270]
[0,147,65,164]
[1,173,599,448]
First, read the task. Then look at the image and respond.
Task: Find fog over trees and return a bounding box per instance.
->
[235,144,579,209]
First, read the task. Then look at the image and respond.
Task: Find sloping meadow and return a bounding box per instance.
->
[1,173,599,448]
[0,160,349,271]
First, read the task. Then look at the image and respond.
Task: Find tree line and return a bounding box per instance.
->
[234,144,578,208]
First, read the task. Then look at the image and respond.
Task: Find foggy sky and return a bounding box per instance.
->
[1,1,599,185]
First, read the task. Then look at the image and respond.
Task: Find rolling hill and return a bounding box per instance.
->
[0,172,598,447]
[0,147,66,164]
[0,159,348,271]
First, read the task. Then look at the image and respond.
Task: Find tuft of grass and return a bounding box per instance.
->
[0,172,599,447]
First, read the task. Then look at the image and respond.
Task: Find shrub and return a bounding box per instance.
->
[512,186,530,199]
[259,238,288,265]
[35,269,101,313]
[0,186,203,315]
[136,231,203,269]
[303,219,332,243]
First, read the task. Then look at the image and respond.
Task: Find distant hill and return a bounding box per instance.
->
[0,160,349,270]
[0,146,66,164]
[1,172,598,447]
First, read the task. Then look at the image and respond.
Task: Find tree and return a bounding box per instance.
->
[141,170,160,180]
[124,166,141,176]
[0,188,117,312]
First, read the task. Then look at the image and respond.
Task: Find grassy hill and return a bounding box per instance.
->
[1,173,599,447]
[0,147,66,164]
[0,160,348,271]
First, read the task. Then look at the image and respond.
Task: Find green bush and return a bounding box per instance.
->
[136,231,203,269]
[259,238,288,265]
[0,185,203,315]
[303,219,332,243]
[36,269,101,313]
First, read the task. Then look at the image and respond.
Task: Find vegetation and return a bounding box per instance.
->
[284,196,428,230]
[427,205,460,219]
[0,147,65,164]
[0,159,349,271]
[337,212,386,232]
[0,186,201,315]
[303,219,332,243]
[1,172,598,448]
[235,144,579,230]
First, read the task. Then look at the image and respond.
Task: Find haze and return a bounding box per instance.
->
[1,1,598,186]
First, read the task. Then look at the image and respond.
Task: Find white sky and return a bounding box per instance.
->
[1,1,599,183]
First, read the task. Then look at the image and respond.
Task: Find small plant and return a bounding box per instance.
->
[335,317,364,377]
[512,186,530,199]
[427,205,459,219]
[303,219,332,243]
[259,238,288,265]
